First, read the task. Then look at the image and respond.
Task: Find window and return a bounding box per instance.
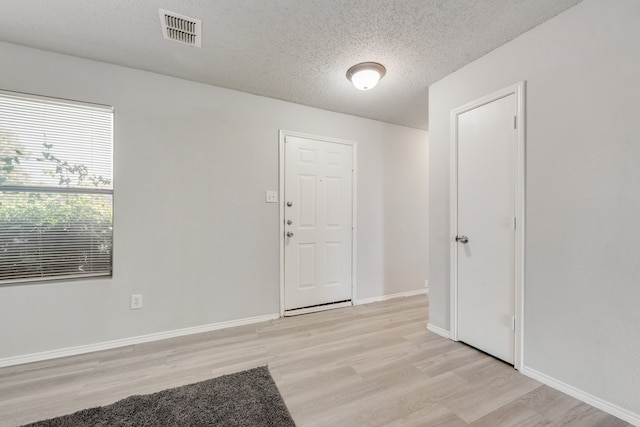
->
[0,91,113,284]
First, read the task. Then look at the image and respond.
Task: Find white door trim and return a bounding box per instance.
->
[449,82,526,369]
[278,130,358,317]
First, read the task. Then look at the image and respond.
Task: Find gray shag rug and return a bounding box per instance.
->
[22,366,296,426]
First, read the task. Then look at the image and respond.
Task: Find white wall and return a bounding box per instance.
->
[0,41,428,360]
[428,0,640,420]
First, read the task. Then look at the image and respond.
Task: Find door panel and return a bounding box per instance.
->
[298,175,316,227]
[298,243,316,289]
[457,94,516,364]
[325,177,342,227]
[284,136,353,311]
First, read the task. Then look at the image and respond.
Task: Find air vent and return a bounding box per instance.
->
[159,9,201,47]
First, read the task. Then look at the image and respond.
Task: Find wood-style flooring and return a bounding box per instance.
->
[0,295,631,426]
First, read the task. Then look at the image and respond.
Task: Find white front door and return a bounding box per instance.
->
[455,93,517,364]
[283,135,354,312]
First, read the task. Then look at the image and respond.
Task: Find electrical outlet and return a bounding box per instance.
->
[131,294,143,309]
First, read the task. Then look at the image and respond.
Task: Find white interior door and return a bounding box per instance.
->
[456,93,517,364]
[284,135,353,312]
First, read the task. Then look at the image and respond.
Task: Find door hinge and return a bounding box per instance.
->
[513,216,517,230]
[513,116,517,129]
[512,316,516,330]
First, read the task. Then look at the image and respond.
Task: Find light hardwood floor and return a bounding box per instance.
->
[0,295,631,426]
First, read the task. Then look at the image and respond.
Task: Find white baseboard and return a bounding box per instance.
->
[355,288,428,306]
[0,313,280,368]
[521,366,640,426]
[426,322,451,339]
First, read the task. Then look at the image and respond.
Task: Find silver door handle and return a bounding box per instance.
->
[286,231,294,238]
[455,235,469,244]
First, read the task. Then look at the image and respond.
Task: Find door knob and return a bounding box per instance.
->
[287,220,293,225]
[286,231,294,238]
[455,235,469,244]
[286,201,293,207]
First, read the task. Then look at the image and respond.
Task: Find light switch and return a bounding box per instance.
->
[265,190,278,203]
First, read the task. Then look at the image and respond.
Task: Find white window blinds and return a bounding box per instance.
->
[0,91,113,284]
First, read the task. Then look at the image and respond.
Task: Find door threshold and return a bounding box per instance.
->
[284,300,352,316]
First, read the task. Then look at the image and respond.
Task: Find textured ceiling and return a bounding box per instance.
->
[0,0,583,129]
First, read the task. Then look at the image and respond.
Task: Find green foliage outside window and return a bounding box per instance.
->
[0,192,112,279]
[1,127,113,282]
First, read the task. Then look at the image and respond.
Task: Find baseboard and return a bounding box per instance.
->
[0,313,280,368]
[426,323,451,339]
[521,366,640,426]
[355,288,428,306]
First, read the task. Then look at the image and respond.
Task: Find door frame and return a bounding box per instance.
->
[278,130,358,317]
[449,82,526,369]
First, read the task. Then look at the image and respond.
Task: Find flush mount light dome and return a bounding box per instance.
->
[346,62,386,90]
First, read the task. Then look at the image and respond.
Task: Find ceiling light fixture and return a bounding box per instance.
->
[346,62,386,91]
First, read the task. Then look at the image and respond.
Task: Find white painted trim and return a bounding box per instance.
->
[449,106,459,342]
[278,130,358,316]
[0,313,279,368]
[351,143,358,303]
[279,130,286,317]
[514,82,526,370]
[426,323,451,339]
[449,82,526,370]
[521,366,640,426]
[355,288,427,305]
[283,301,352,316]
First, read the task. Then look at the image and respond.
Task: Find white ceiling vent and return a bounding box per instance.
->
[159,9,201,47]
